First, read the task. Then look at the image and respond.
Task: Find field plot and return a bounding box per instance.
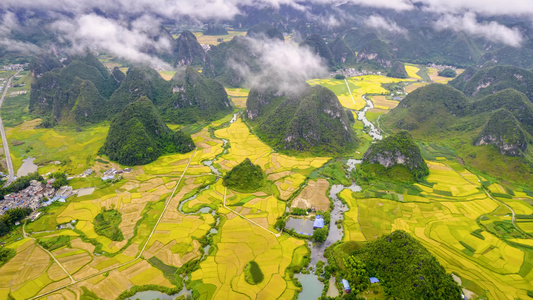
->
[215,119,328,200]
[6,119,108,174]
[225,88,249,109]
[369,96,400,110]
[427,67,464,84]
[191,216,304,300]
[405,64,422,80]
[343,159,533,299]
[291,179,330,212]
[194,31,247,45]
[309,75,414,111]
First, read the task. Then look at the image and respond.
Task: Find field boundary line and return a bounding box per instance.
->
[344,78,356,105]
[29,148,198,299]
[222,186,280,237]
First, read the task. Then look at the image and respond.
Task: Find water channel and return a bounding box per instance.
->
[296,92,381,299]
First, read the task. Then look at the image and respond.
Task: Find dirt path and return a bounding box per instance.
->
[0,71,19,186]
[223,186,280,237]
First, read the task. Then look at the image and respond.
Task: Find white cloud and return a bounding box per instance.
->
[366,15,407,35]
[231,36,327,94]
[434,13,524,47]
[51,14,172,68]
[414,0,533,17]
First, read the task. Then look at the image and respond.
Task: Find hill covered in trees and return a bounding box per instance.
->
[245,85,358,156]
[387,61,409,79]
[30,53,125,126]
[450,65,533,100]
[223,158,266,192]
[361,131,429,182]
[174,30,213,72]
[99,97,194,165]
[382,83,533,184]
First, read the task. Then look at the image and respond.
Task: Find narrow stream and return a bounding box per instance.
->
[357,95,383,140]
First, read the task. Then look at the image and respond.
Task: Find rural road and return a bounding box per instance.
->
[0,71,19,186]
[344,78,356,105]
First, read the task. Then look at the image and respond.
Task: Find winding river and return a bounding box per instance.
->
[297,93,382,299]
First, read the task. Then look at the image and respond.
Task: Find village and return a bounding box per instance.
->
[0,167,132,222]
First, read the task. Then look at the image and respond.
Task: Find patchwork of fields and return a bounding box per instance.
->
[0,66,531,299]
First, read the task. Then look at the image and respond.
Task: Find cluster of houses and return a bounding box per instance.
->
[330,68,382,78]
[0,179,76,220]
[101,167,132,181]
[2,63,27,71]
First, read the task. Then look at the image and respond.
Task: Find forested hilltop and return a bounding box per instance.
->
[245,85,358,156]
[30,54,232,127]
[100,97,195,165]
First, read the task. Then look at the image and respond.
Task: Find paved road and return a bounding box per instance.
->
[0,71,19,186]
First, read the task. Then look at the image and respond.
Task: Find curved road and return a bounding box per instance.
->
[0,71,19,186]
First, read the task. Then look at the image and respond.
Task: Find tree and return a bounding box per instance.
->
[335,74,346,80]
[313,228,328,242]
[274,218,286,232]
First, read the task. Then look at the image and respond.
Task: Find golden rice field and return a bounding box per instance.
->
[342,159,533,299]
[0,102,330,298]
[308,74,415,111]
[193,31,247,46]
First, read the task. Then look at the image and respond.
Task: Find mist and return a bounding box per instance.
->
[434,13,524,47]
[230,36,328,95]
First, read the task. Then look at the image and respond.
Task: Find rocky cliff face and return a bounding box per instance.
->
[474,109,527,157]
[356,39,393,69]
[362,131,429,180]
[245,85,358,155]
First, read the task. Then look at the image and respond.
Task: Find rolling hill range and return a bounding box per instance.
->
[30,56,232,126]
[382,83,533,184]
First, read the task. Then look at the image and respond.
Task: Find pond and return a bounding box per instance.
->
[285,217,314,236]
[16,157,38,177]
[295,273,324,300]
[126,291,176,300]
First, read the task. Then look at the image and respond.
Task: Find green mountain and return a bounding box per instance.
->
[204,24,228,36]
[474,109,528,157]
[365,231,462,299]
[175,30,212,71]
[343,29,378,52]
[438,68,457,78]
[356,39,394,69]
[245,85,358,155]
[450,65,533,100]
[246,23,284,41]
[382,84,468,134]
[300,34,335,67]
[209,36,260,86]
[470,89,533,133]
[381,84,533,184]
[109,66,231,124]
[361,131,429,182]
[30,53,123,125]
[387,61,409,79]
[223,158,266,192]
[164,67,232,124]
[29,54,62,77]
[328,36,356,66]
[100,97,195,165]
[54,78,108,125]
